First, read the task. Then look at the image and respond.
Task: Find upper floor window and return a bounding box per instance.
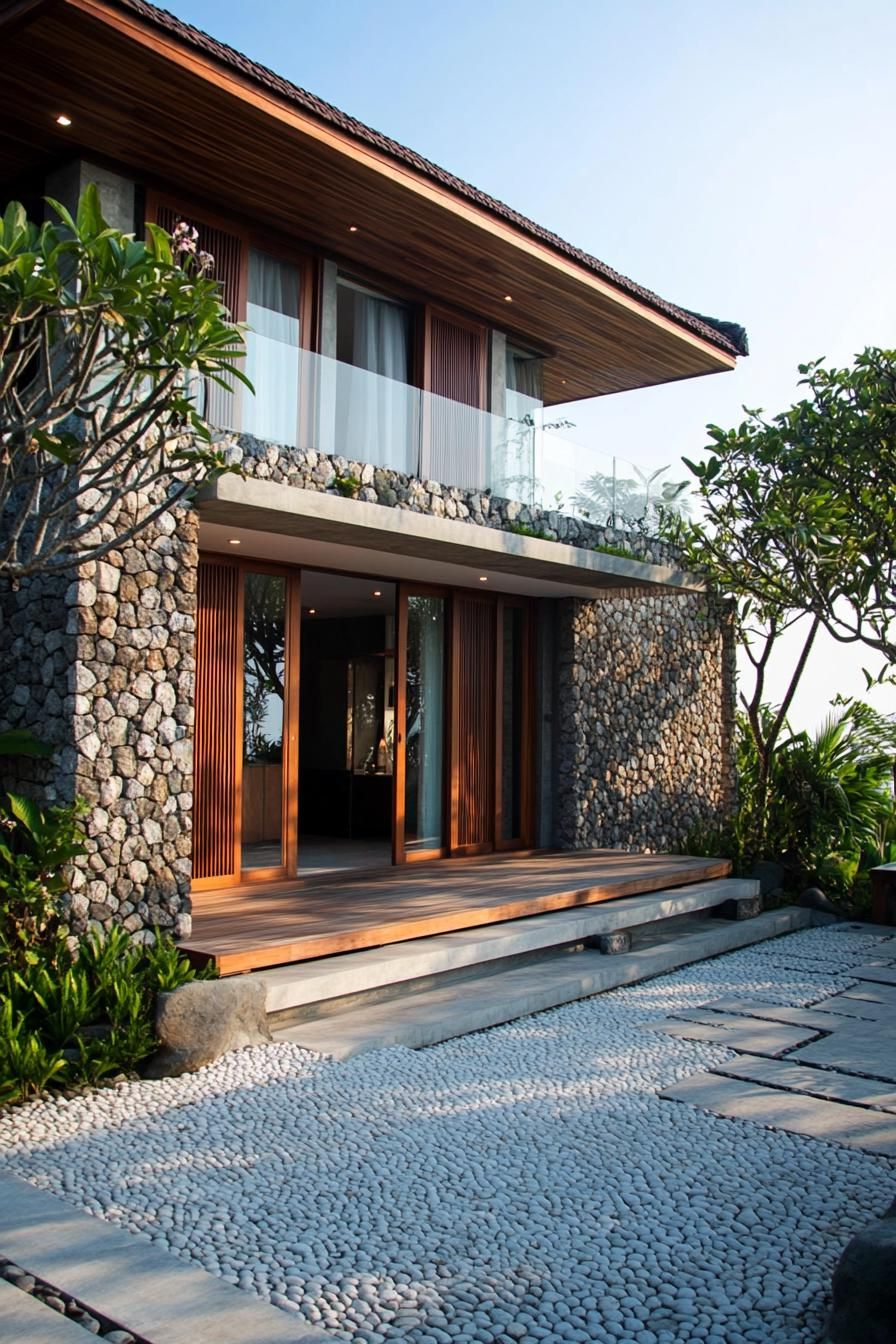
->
[244,249,302,444]
[336,276,413,385]
[505,346,543,424]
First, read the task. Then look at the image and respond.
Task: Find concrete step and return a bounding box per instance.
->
[272,906,810,1060]
[257,877,760,1017]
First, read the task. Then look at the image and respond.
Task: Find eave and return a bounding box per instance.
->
[0,0,741,404]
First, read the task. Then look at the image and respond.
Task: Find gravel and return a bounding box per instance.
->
[2,925,894,1344]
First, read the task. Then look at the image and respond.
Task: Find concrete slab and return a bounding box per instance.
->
[791,1020,896,1083]
[0,1174,328,1344]
[0,1277,92,1343]
[713,1056,896,1111]
[662,1073,896,1155]
[699,998,852,1031]
[651,1018,821,1056]
[853,964,896,986]
[840,982,896,1008]
[259,878,761,1014]
[273,907,810,1058]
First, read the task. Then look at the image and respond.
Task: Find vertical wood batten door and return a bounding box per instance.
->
[424,309,487,487]
[450,593,496,855]
[192,560,241,889]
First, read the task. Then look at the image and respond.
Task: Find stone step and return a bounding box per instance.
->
[257,877,760,1017]
[272,906,810,1060]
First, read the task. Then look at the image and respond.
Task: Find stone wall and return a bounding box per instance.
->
[0,495,198,940]
[553,590,737,851]
[221,434,683,569]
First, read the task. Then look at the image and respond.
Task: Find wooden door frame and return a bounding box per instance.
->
[393,582,451,865]
[494,595,536,852]
[237,563,301,886]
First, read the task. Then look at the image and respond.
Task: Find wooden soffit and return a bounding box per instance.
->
[0,0,739,404]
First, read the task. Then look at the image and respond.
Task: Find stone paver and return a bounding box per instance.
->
[792,1019,896,1083]
[0,1174,327,1344]
[713,1056,896,1111]
[649,1016,821,1056]
[703,996,864,1029]
[0,1277,92,1343]
[661,1072,896,1156]
[852,963,896,986]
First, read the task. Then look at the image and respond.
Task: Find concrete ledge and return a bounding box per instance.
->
[258,878,761,1014]
[200,474,703,594]
[0,1174,328,1344]
[274,907,810,1059]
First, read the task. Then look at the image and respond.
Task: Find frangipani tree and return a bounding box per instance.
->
[666,349,896,847]
[0,186,248,584]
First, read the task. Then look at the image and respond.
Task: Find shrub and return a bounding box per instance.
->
[0,790,216,1106]
[1,924,215,1105]
[0,791,87,969]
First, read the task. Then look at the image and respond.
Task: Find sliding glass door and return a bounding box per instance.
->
[394,588,447,861]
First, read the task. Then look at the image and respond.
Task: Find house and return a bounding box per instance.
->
[0,0,744,965]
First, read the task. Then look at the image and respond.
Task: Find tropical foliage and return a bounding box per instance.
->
[665,349,896,854]
[693,700,896,906]
[0,780,214,1106]
[0,187,248,582]
[1,923,212,1106]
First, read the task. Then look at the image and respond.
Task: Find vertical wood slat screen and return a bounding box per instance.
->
[454,596,496,849]
[152,204,244,430]
[426,314,486,488]
[193,561,240,883]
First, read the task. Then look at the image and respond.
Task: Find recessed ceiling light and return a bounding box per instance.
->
[503,294,513,302]
[56,114,72,127]
[308,608,316,615]
[348,225,359,233]
[479,576,488,582]
[228,538,241,545]
[372,589,382,597]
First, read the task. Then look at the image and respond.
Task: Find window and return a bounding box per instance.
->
[244,248,302,444]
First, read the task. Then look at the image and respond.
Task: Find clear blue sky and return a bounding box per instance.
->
[166,0,896,728]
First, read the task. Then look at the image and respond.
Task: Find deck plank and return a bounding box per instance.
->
[182,851,731,974]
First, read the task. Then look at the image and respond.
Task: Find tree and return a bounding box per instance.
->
[0,187,248,584]
[666,348,896,848]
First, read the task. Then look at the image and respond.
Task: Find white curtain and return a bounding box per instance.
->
[244,249,301,446]
[336,280,417,473]
[494,349,544,503]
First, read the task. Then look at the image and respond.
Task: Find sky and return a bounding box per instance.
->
[165,0,896,730]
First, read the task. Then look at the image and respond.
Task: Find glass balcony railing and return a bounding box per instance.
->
[211,344,690,530]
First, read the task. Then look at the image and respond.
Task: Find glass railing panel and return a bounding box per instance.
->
[207,343,686,530]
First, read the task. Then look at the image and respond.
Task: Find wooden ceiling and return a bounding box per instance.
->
[0,0,738,405]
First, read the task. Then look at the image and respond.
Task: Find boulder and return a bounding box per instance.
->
[145,979,271,1078]
[826,1201,896,1344]
[799,887,842,920]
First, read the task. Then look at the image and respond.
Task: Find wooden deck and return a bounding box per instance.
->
[182,850,732,975]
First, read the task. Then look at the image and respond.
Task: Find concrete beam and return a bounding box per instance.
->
[199,474,704,594]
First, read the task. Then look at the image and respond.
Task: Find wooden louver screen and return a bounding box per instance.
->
[193,561,240,883]
[453,596,496,850]
[151,204,244,429]
[426,313,487,488]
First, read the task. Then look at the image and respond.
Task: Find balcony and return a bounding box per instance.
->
[211,343,687,529]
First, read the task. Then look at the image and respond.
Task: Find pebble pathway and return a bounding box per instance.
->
[2,925,894,1344]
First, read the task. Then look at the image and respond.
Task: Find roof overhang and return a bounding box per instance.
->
[0,0,740,405]
[197,476,705,597]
